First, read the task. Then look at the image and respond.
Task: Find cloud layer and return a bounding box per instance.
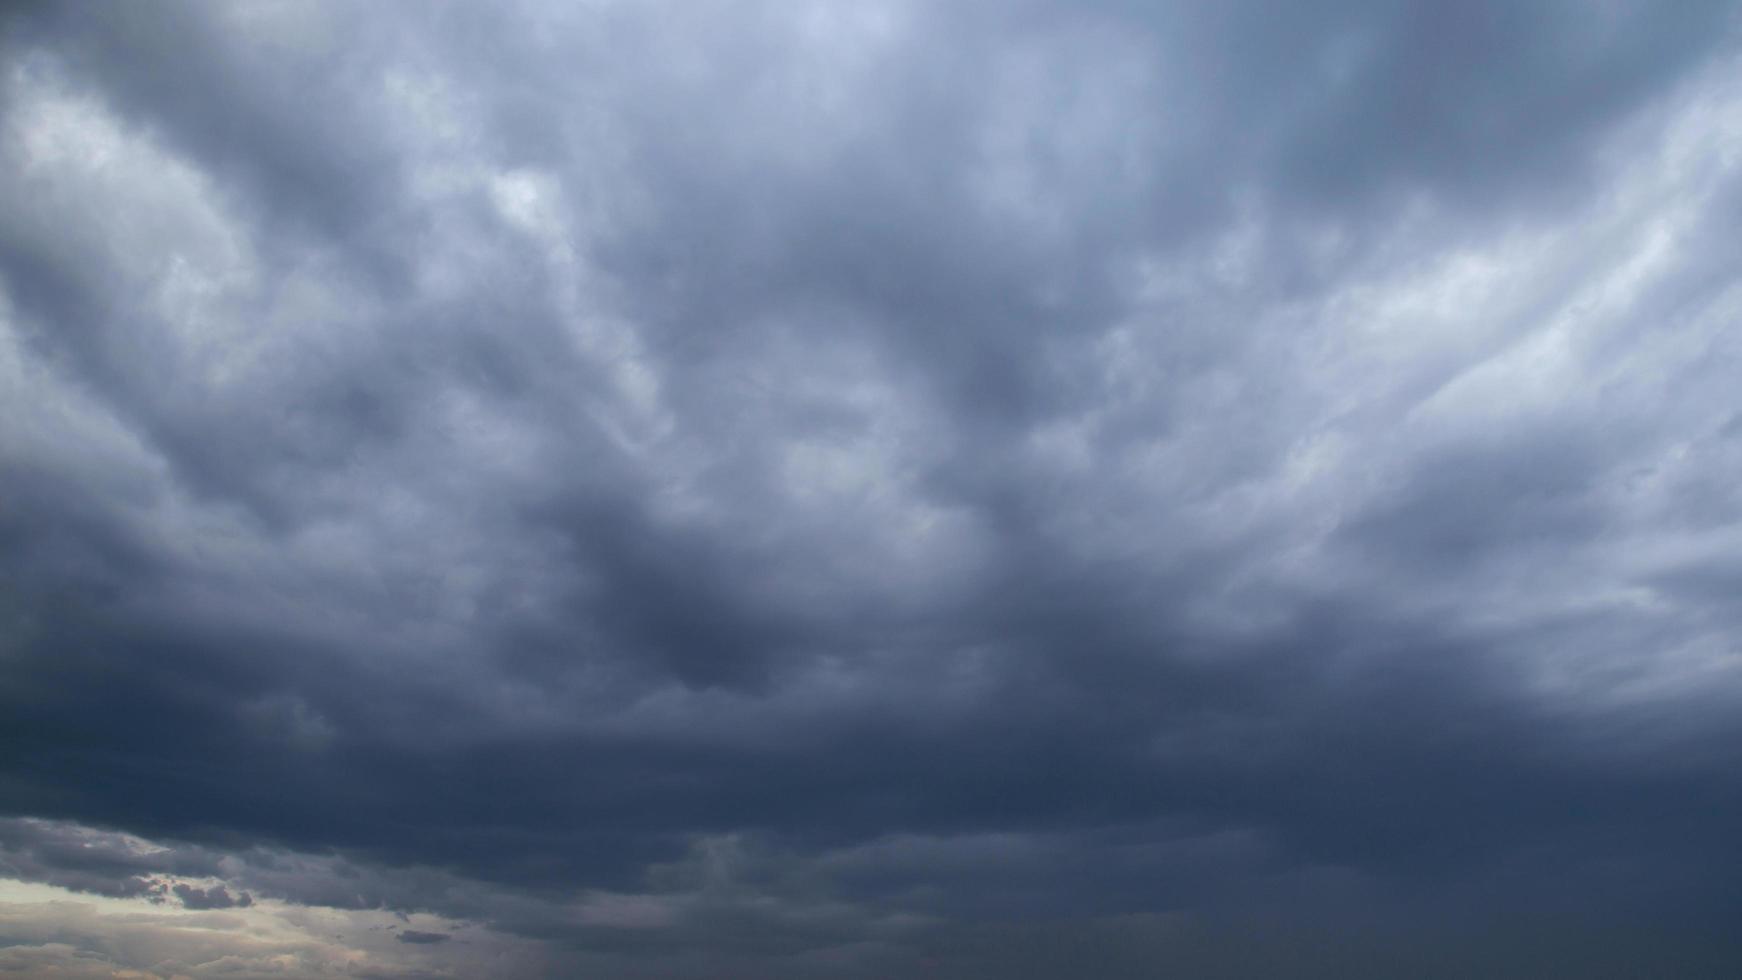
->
[4,1,1742,976]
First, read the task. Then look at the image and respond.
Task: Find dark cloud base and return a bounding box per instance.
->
[3,1,1742,977]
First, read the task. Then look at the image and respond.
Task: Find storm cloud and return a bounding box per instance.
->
[4,1,1742,976]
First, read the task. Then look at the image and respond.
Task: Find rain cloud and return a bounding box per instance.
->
[3,1,1742,976]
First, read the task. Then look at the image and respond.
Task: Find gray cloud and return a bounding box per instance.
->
[3,0,1742,976]
[171,882,252,910]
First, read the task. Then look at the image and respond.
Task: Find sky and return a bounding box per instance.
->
[3,1,1742,977]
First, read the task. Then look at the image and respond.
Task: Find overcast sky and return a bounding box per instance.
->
[3,1,1742,977]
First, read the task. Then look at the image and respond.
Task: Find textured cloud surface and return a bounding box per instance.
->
[4,1,1742,976]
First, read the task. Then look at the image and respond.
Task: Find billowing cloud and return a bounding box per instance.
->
[4,0,1742,976]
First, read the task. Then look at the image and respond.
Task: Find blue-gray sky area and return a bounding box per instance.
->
[4,2,1742,977]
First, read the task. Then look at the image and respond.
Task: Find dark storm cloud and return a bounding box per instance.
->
[0,818,218,899]
[4,0,1742,976]
[171,882,251,910]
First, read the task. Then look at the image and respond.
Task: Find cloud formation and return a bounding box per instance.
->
[3,1,1742,976]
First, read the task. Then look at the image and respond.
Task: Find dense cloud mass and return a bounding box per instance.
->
[4,1,1742,976]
